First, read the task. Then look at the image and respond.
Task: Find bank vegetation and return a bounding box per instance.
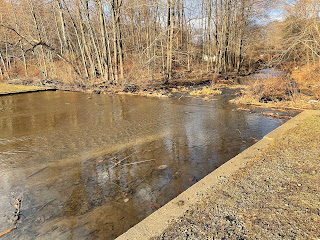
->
[0,0,270,87]
[230,0,320,110]
[0,0,319,109]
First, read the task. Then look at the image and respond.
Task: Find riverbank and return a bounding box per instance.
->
[117,110,320,239]
[1,79,297,122]
[3,66,318,113]
[2,71,226,99]
[229,66,320,111]
[230,85,320,111]
[0,83,54,95]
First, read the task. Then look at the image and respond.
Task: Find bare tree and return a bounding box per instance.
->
[0,0,272,85]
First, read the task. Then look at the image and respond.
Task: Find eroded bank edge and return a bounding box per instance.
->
[0,89,56,96]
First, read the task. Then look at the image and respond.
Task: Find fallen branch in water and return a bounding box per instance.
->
[120,159,156,167]
[0,226,17,237]
[27,166,48,179]
[236,129,246,143]
[111,152,136,169]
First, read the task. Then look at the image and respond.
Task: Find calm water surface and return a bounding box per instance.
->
[0,91,286,239]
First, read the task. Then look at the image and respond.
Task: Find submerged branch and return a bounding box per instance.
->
[111,151,136,169]
[0,227,17,237]
[120,159,156,167]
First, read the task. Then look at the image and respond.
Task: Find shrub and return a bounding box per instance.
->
[251,76,298,102]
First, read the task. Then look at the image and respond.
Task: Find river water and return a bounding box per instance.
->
[0,90,286,239]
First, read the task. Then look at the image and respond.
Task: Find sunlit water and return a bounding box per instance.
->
[0,90,287,239]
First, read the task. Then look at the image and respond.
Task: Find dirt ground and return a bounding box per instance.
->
[154,115,320,239]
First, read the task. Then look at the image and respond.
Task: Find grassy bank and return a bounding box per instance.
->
[155,114,320,239]
[230,65,320,111]
[0,83,48,95]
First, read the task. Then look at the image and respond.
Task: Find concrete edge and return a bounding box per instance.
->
[116,110,320,240]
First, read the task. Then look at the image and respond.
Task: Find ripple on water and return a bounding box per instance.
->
[0,91,286,239]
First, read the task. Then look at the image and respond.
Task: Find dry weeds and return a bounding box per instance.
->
[189,87,222,96]
[0,83,46,94]
[230,67,320,110]
[155,115,320,239]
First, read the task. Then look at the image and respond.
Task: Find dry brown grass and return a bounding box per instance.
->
[291,64,320,98]
[292,64,320,86]
[252,76,296,101]
[0,83,45,94]
[230,76,297,104]
[189,87,222,96]
[53,61,83,85]
[230,67,320,110]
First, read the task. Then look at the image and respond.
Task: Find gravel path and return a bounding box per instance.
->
[155,115,320,239]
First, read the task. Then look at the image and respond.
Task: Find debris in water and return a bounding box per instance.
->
[250,137,259,142]
[189,176,199,182]
[151,203,161,210]
[261,112,280,118]
[0,227,17,237]
[123,198,129,203]
[121,159,155,167]
[1,191,23,237]
[157,165,168,170]
[111,152,136,169]
[13,195,23,224]
[236,107,251,112]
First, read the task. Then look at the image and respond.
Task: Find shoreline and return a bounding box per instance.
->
[0,83,56,96]
[1,79,313,115]
[116,110,320,239]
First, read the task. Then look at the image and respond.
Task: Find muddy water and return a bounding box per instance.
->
[0,91,285,239]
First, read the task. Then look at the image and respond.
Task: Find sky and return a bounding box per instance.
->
[269,9,285,22]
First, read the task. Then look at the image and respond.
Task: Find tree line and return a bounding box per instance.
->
[0,0,318,87]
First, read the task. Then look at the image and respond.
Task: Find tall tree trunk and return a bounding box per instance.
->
[62,0,89,78]
[167,0,174,81]
[0,51,8,79]
[55,0,68,53]
[96,0,110,83]
[116,8,124,81]
[10,0,28,77]
[77,0,95,78]
[28,0,48,78]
